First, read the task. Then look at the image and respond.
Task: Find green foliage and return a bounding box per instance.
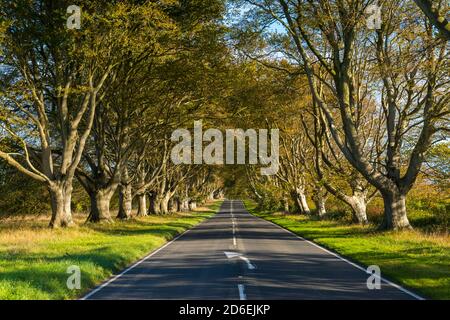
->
[0,161,50,216]
[425,142,450,191]
[0,161,92,217]
[256,192,284,211]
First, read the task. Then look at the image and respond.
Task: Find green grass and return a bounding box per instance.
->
[0,201,221,300]
[245,200,450,300]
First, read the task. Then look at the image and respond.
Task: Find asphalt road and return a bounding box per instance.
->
[83,200,421,300]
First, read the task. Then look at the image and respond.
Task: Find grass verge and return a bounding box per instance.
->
[0,200,222,300]
[245,200,450,300]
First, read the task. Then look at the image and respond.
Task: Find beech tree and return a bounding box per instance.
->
[413,0,450,40]
[131,140,168,217]
[69,1,180,223]
[300,96,380,224]
[238,0,449,230]
[0,1,133,227]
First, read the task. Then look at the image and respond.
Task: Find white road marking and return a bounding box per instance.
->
[238,284,246,300]
[240,256,256,270]
[251,209,425,300]
[81,226,196,300]
[231,203,234,218]
[81,201,226,300]
[224,251,241,259]
[224,251,256,270]
[231,201,236,246]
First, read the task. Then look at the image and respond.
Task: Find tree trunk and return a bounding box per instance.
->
[292,193,303,213]
[291,188,310,214]
[381,189,412,230]
[180,198,190,212]
[152,198,162,214]
[148,192,162,215]
[117,182,133,220]
[136,194,147,217]
[215,190,224,199]
[64,184,73,222]
[313,193,327,218]
[160,194,170,214]
[168,197,176,213]
[208,191,215,201]
[189,201,197,211]
[299,193,310,215]
[174,198,181,212]
[48,183,74,228]
[283,197,290,213]
[348,193,369,225]
[87,188,115,223]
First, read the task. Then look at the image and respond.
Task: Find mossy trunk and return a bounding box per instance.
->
[314,196,327,218]
[117,182,133,220]
[180,199,190,212]
[283,197,290,213]
[168,197,176,213]
[86,187,115,223]
[380,189,412,230]
[189,201,197,211]
[348,192,369,225]
[148,192,162,215]
[136,194,147,217]
[299,193,311,215]
[160,194,170,214]
[291,188,310,215]
[48,182,74,228]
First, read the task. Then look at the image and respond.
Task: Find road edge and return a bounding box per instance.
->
[245,203,426,301]
[79,200,224,300]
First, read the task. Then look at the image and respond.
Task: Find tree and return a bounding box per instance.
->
[300,96,379,224]
[413,0,450,40]
[238,0,449,230]
[424,142,450,191]
[0,1,129,227]
[131,140,168,217]
[276,126,313,214]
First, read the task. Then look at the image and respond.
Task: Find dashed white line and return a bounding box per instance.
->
[238,284,246,300]
[231,200,237,247]
[240,256,256,270]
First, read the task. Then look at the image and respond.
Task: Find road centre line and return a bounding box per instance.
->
[238,284,246,300]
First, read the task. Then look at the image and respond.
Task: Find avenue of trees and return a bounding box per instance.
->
[231,0,449,230]
[0,0,227,227]
[0,0,448,231]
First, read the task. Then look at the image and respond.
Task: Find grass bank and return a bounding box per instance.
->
[0,201,221,300]
[245,200,450,300]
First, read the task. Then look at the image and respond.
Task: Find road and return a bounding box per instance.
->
[83,200,421,300]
